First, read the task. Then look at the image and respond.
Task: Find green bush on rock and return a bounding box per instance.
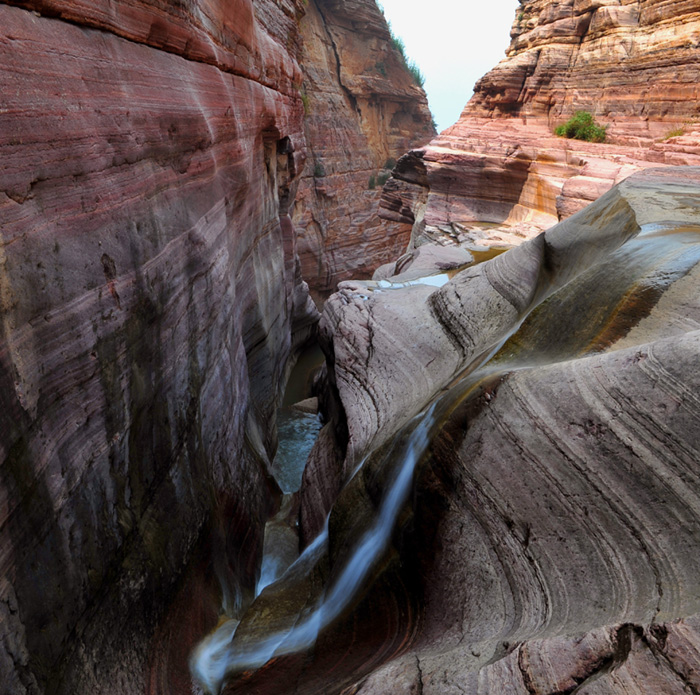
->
[663,127,685,140]
[389,28,425,87]
[554,111,607,143]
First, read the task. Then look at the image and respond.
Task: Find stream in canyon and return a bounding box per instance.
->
[191,219,700,695]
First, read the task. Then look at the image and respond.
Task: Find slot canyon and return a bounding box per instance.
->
[1,1,700,694]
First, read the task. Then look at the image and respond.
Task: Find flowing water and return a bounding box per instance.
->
[189,333,525,693]
[190,221,700,694]
[272,409,322,493]
[190,400,439,691]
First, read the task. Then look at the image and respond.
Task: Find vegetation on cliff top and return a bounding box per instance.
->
[390,33,425,87]
[376,3,437,131]
[554,111,607,143]
[375,2,425,86]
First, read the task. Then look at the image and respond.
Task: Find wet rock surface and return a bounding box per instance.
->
[212,168,700,695]
[4,0,700,693]
[353,168,700,693]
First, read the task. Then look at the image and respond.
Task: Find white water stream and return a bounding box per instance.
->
[190,220,700,694]
[190,402,437,693]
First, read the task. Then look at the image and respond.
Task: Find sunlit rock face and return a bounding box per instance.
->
[0,1,318,693]
[293,0,435,298]
[469,0,700,123]
[381,0,700,248]
[212,168,700,695]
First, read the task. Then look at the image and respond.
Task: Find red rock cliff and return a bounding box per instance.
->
[469,0,700,125]
[382,0,700,248]
[0,2,318,693]
[294,0,435,297]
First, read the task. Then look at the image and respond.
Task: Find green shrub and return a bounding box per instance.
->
[368,175,376,189]
[407,61,425,87]
[300,92,310,115]
[377,171,391,186]
[383,157,397,170]
[391,34,407,60]
[313,162,325,178]
[663,127,685,140]
[389,28,424,87]
[554,111,607,143]
[375,61,387,77]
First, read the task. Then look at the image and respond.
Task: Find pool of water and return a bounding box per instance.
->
[272,408,322,494]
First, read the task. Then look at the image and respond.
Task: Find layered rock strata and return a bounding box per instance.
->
[469,0,700,124]
[216,168,700,694]
[381,0,700,248]
[293,0,435,297]
[348,167,700,693]
[0,2,318,693]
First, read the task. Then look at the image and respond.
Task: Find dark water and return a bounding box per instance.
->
[282,344,325,406]
[272,408,322,493]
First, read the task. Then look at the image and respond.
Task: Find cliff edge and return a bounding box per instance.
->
[294,0,435,297]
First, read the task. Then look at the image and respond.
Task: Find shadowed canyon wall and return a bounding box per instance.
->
[381,0,700,247]
[0,2,315,692]
[4,1,700,694]
[0,0,432,692]
[293,0,435,297]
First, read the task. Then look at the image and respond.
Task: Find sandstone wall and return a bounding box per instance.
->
[381,0,700,247]
[0,2,318,693]
[293,0,435,297]
[468,0,700,125]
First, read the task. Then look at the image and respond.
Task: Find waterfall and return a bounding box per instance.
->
[190,400,437,692]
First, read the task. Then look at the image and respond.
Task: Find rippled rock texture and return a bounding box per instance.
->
[381,0,700,248]
[293,0,435,297]
[346,167,700,693]
[0,2,318,693]
[218,168,700,694]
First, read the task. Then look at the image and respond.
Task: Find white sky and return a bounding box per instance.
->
[377,0,519,133]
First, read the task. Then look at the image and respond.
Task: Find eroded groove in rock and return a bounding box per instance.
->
[343,170,700,695]
[175,168,700,695]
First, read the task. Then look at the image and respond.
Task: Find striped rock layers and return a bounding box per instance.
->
[0,2,318,693]
[293,0,435,298]
[381,0,700,248]
[190,169,700,695]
